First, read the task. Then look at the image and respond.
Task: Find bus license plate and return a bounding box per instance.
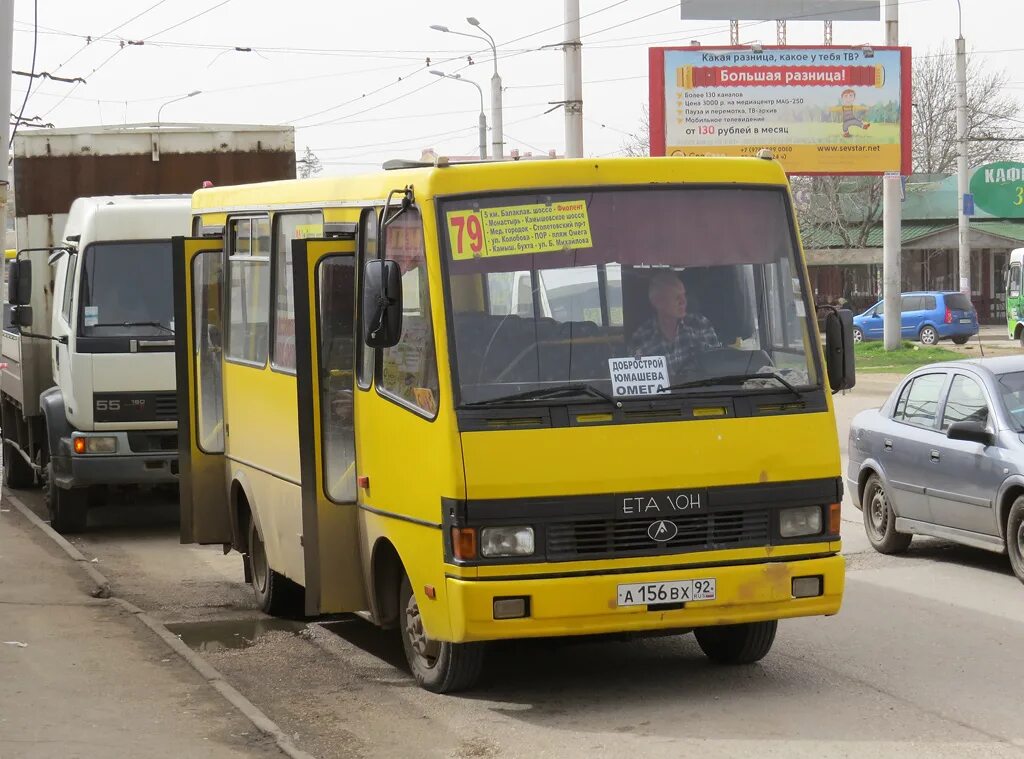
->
[617,579,716,607]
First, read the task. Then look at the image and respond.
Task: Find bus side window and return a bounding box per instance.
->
[226,216,271,366]
[318,256,357,503]
[272,212,323,372]
[379,207,439,416]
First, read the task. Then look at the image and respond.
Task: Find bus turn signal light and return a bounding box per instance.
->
[451,528,477,561]
[829,502,841,535]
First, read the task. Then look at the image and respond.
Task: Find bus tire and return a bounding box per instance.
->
[44,463,88,534]
[3,440,35,489]
[247,518,303,617]
[694,620,777,665]
[399,575,484,693]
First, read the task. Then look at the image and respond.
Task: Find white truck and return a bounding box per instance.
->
[1,123,295,532]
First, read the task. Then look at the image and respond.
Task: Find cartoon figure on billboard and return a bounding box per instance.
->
[831,89,871,138]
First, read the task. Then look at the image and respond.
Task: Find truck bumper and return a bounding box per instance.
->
[52,430,178,489]
[444,554,844,643]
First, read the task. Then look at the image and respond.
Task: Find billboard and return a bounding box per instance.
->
[969,161,1024,218]
[680,0,880,21]
[649,46,912,175]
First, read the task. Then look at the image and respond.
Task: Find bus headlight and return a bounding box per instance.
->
[779,506,823,538]
[480,526,535,558]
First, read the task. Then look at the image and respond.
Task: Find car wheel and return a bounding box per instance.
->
[853,327,864,343]
[1006,496,1024,585]
[247,517,304,617]
[918,326,938,346]
[862,474,911,554]
[952,336,970,345]
[694,620,778,665]
[399,575,485,693]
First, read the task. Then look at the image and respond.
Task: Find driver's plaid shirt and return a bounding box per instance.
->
[629,315,720,378]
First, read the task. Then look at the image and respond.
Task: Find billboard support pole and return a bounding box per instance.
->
[730,20,739,45]
[824,20,833,45]
[882,0,902,351]
[777,20,787,45]
[956,33,971,297]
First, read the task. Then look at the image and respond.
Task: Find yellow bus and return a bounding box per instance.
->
[175,155,855,692]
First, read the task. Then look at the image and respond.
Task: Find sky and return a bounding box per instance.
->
[9,0,1023,175]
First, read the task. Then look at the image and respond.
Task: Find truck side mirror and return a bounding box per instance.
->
[8,259,32,306]
[12,305,33,329]
[824,308,856,392]
[361,259,403,349]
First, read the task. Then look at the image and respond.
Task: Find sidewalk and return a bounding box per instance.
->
[0,501,282,759]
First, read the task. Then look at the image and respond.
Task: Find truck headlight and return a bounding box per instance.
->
[74,436,117,454]
[779,506,822,538]
[480,526,535,558]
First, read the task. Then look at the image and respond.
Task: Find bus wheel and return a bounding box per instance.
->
[247,518,303,617]
[3,440,35,489]
[694,620,777,665]
[398,575,484,693]
[43,463,88,534]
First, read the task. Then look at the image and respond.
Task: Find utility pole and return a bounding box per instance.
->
[955,9,971,297]
[0,0,14,258]
[881,0,902,350]
[563,0,584,158]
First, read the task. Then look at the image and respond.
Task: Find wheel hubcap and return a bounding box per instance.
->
[405,591,440,667]
[923,329,936,344]
[869,487,889,538]
[854,331,863,343]
[1017,520,1024,560]
[250,526,269,593]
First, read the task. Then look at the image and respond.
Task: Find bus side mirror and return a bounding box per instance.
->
[824,308,856,392]
[362,259,403,349]
[12,305,33,329]
[9,259,32,306]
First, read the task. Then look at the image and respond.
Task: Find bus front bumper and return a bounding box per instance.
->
[444,554,844,643]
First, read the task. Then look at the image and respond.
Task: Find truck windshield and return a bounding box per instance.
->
[440,187,819,407]
[78,241,175,337]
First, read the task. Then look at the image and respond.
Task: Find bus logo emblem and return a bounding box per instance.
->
[648,520,678,542]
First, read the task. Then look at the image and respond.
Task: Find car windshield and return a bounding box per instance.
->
[997,371,1024,430]
[440,187,820,407]
[78,241,175,337]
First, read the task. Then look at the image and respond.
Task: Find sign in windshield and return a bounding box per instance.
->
[441,187,819,408]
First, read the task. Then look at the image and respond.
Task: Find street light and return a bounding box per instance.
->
[430,18,503,158]
[429,71,487,159]
[153,90,201,162]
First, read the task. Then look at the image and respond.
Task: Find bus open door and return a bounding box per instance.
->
[291,237,368,617]
[173,236,232,545]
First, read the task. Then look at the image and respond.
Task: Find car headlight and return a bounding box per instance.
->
[779,506,823,538]
[480,526,535,558]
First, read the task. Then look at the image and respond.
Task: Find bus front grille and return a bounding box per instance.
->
[545,509,771,560]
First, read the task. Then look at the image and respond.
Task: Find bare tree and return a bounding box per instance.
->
[913,46,1023,174]
[621,104,650,157]
[297,146,323,179]
[792,176,883,249]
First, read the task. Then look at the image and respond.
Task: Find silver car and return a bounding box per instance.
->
[847,356,1024,583]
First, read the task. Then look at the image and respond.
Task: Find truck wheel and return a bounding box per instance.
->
[694,620,778,664]
[246,518,303,617]
[43,463,88,534]
[399,575,484,693]
[3,440,36,489]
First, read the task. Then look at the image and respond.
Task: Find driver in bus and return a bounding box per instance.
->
[629,270,720,379]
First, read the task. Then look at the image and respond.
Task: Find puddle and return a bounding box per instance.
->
[166,618,307,653]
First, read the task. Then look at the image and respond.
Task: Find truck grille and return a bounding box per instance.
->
[545,509,771,561]
[153,393,178,421]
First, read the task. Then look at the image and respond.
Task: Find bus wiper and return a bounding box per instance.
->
[464,383,615,407]
[90,321,175,334]
[659,372,801,397]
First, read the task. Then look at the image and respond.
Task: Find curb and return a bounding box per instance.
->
[4,491,317,759]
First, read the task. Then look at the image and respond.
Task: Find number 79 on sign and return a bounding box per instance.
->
[447,210,487,258]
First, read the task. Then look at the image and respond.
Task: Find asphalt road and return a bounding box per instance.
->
[6,374,1024,758]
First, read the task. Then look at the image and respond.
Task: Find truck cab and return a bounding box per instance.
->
[3,195,190,531]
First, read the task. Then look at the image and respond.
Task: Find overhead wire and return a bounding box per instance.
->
[10,0,39,147]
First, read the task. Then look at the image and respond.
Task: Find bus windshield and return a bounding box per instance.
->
[78,241,175,337]
[439,187,820,407]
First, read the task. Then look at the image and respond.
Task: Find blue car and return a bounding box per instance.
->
[852,291,979,346]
